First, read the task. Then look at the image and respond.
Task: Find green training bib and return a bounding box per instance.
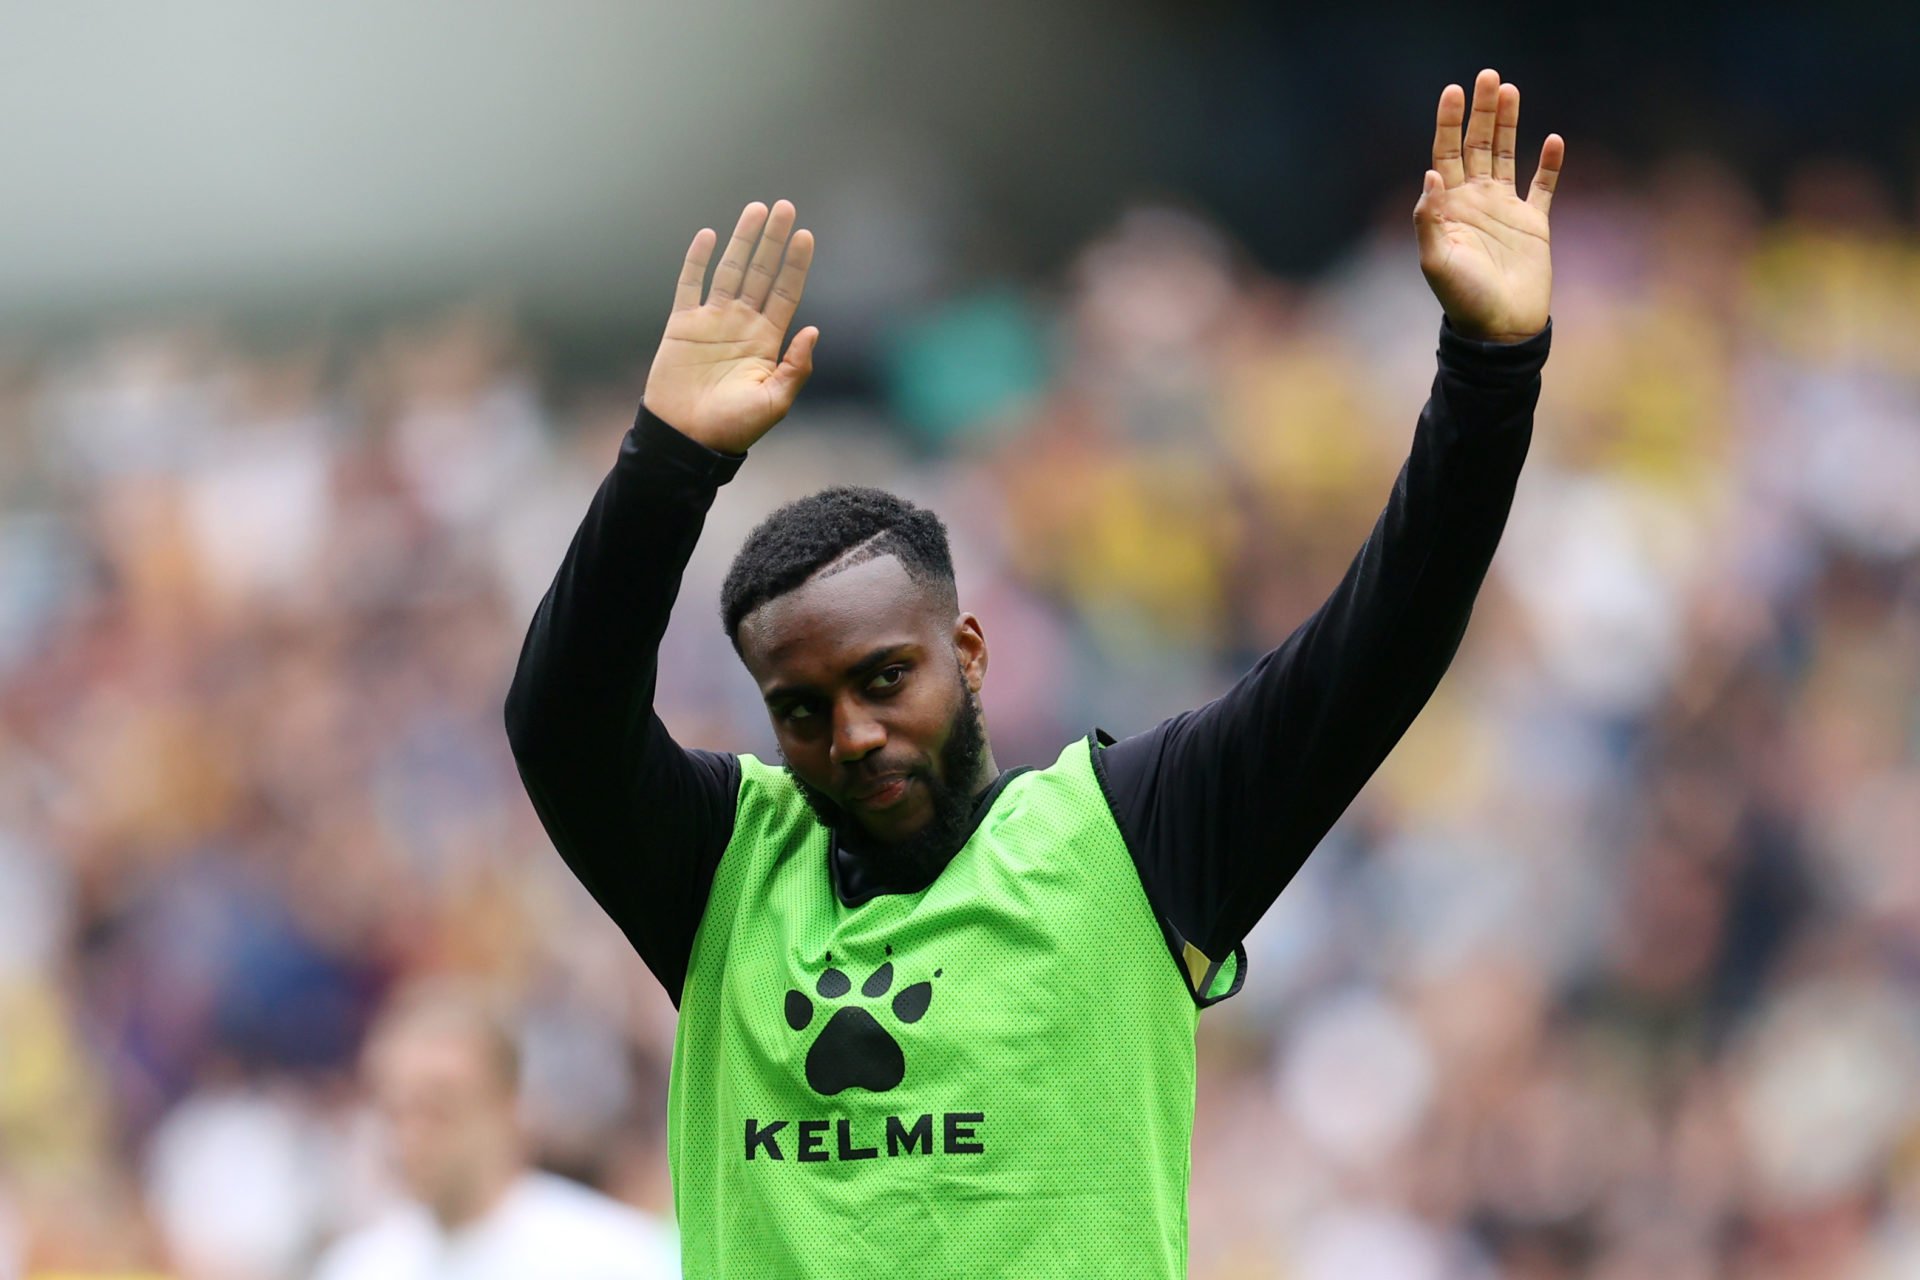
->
[666,736,1238,1278]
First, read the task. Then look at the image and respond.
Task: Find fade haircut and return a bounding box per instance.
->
[721,486,957,649]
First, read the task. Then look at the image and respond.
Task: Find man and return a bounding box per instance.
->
[506,71,1562,1277]
[311,985,678,1279]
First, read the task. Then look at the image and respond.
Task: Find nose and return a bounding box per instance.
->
[829,697,885,767]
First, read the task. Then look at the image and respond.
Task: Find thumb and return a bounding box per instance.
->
[1413,170,1446,264]
[767,326,819,410]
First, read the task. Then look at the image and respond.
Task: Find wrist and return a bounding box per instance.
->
[1437,317,1551,384]
[640,398,750,459]
[1444,318,1545,346]
[633,404,749,481]
[1443,312,1543,347]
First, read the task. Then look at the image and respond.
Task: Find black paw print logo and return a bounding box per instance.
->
[785,947,940,1096]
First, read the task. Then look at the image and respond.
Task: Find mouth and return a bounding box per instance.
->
[847,774,914,811]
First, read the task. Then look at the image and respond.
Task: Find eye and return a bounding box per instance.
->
[778,700,816,724]
[868,665,907,693]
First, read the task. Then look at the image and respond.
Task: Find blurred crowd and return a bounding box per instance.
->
[2,154,1919,1279]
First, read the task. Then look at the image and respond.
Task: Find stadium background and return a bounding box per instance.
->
[3,4,1919,1276]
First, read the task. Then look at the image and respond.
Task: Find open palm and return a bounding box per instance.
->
[645,199,819,455]
[1415,70,1565,344]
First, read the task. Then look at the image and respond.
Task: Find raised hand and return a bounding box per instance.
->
[1415,70,1564,344]
[644,200,819,454]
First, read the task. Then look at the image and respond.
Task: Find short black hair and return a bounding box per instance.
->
[721,486,957,648]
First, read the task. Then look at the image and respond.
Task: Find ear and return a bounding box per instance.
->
[953,613,988,693]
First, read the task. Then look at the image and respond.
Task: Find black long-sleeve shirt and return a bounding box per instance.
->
[505,319,1549,1006]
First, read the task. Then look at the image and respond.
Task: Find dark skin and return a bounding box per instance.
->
[736,555,997,847]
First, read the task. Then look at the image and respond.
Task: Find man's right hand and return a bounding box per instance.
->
[644,199,819,455]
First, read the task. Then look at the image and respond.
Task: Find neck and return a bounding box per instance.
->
[971,748,1000,799]
[429,1156,521,1232]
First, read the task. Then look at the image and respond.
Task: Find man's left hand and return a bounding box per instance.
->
[1416,69,1564,344]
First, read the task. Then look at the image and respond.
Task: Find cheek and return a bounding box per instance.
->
[904,679,966,754]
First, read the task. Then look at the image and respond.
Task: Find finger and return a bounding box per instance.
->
[740,199,797,311]
[1527,133,1566,214]
[1431,84,1466,187]
[672,228,717,311]
[761,228,815,334]
[1493,83,1520,188]
[707,201,769,304]
[1413,170,1446,263]
[767,325,819,410]
[1463,68,1499,180]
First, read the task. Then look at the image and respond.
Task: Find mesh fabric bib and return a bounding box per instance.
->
[665,736,1234,1278]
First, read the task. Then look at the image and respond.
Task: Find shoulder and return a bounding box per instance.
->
[980,737,1123,852]
[734,752,790,791]
[311,1207,434,1280]
[509,1173,679,1268]
[1022,735,1099,785]
[730,753,819,838]
[1015,735,1108,812]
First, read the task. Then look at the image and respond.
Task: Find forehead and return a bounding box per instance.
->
[367,1026,493,1092]
[738,555,947,681]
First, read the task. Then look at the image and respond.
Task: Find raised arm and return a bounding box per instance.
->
[1101,72,1564,976]
[505,201,818,1003]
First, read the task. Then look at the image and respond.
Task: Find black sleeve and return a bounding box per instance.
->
[504,405,746,1006]
[1098,320,1549,978]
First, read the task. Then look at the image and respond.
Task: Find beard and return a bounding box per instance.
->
[785,678,989,883]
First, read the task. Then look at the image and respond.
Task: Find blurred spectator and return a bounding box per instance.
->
[0,153,1916,1277]
[308,982,676,1280]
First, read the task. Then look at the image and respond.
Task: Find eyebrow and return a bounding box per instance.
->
[762,644,913,705]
